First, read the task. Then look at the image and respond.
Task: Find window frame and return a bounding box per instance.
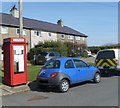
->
[44,60,60,69]
[81,37,85,41]
[48,32,52,37]
[96,50,115,59]
[61,34,65,39]
[1,26,8,34]
[16,28,20,35]
[68,35,74,40]
[16,28,27,36]
[73,59,88,68]
[75,36,80,41]
[65,60,75,68]
[34,30,42,37]
[23,29,27,36]
[49,52,55,57]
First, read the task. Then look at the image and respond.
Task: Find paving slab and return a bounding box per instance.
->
[0,83,30,96]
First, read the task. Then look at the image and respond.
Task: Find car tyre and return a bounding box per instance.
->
[93,72,101,83]
[58,79,69,93]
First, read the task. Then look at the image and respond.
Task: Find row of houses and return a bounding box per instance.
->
[0,6,88,60]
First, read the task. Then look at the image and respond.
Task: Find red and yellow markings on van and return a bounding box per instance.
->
[95,58,117,67]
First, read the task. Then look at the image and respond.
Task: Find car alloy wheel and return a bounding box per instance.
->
[94,73,101,83]
[59,79,69,93]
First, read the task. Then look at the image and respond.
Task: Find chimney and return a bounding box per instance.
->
[10,5,19,18]
[57,19,64,27]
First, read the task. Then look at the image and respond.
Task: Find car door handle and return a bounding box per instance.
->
[78,70,80,71]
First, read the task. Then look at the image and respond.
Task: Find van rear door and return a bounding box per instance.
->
[95,50,117,69]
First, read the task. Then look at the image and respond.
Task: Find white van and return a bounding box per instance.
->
[95,48,120,70]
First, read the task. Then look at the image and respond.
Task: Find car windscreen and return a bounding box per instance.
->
[96,50,115,59]
[44,60,60,69]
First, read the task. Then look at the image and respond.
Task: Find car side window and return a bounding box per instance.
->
[49,53,55,56]
[65,60,74,68]
[73,59,87,68]
[45,60,60,68]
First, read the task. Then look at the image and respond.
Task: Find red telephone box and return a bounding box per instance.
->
[3,38,28,86]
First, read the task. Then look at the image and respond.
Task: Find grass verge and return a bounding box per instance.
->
[0,62,95,85]
[0,64,43,85]
[28,65,42,81]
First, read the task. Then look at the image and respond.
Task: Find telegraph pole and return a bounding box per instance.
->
[19,0,23,38]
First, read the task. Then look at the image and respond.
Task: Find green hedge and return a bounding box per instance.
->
[27,41,75,61]
[88,45,120,54]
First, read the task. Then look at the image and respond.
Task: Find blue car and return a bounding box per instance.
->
[36,57,101,93]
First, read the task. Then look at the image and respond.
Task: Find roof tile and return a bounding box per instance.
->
[0,13,88,37]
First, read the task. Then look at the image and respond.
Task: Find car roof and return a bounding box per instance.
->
[96,49,114,55]
[37,51,59,55]
[98,49,114,52]
[53,57,80,61]
[47,51,59,53]
[96,49,120,59]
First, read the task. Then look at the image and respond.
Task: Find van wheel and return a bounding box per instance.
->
[58,79,69,93]
[93,73,101,83]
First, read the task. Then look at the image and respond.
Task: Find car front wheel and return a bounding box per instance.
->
[58,79,69,93]
[93,72,101,83]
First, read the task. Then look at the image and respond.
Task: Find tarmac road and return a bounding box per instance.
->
[2,76,119,106]
[81,57,95,63]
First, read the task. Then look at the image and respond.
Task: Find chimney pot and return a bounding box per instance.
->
[57,19,64,27]
[10,5,19,18]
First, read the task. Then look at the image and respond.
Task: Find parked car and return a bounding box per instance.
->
[84,50,92,57]
[36,57,101,93]
[34,52,61,65]
[95,49,120,71]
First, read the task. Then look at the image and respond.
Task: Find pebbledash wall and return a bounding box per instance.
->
[30,30,57,48]
[0,6,88,60]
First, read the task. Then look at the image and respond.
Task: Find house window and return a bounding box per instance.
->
[1,26,8,34]
[68,35,74,40]
[16,28,27,36]
[81,37,85,41]
[23,29,27,36]
[75,36,80,40]
[61,34,65,39]
[34,31,41,37]
[16,28,20,35]
[48,32,51,37]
